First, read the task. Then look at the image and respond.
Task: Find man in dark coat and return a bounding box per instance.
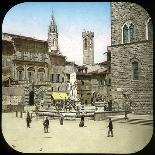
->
[43,117,49,133]
[60,114,64,125]
[107,118,113,137]
[79,114,84,127]
[26,112,31,128]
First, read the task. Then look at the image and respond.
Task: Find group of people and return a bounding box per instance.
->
[26,112,64,133]
[26,112,114,137]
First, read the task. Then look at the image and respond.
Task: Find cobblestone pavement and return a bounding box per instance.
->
[2,113,153,153]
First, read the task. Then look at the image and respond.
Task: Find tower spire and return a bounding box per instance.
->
[51,9,55,25]
[48,10,59,53]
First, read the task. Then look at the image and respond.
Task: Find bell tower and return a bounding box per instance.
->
[82,30,94,65]
[48,11,59,53]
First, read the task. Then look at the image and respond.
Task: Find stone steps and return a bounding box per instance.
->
[108,118,153,126]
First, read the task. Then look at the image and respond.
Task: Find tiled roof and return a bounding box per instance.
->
[3,33,47,43]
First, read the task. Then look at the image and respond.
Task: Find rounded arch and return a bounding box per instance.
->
[16,66,24,71]
[27,67,35,71]
[38,68,45,72]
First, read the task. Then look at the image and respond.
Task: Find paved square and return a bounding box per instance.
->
[2,113,153,153]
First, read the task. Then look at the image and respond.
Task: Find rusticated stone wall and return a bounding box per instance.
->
[111,2,150,45]
[110,2,153,114]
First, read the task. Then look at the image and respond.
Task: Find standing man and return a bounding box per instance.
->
[43,117,49,133]
[107,118,113,137]
[79,113,85,127]
[26,112,31,128]
[60,114,64,125]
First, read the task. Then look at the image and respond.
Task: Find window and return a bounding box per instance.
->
[122,23,134,43]
[123,24,129,43]
[66,74,70,82]
[18,70,23,81]
[81,80,84,85]
[62,77,64,82]
[129,23,134,42]
[53,38,55,46]
[28,72,31,82]
[50,74,54,82]
[109,79,111,85]
[84,38,87,49]
[85,100,87,104]
[51,87,53,91]
[29,52,34,60]
[18,51,24,60]
[38,72,44,82]
[147,19,153,40]
[132,61,139,80]
[58,86,60,91]
[56,74,60,82]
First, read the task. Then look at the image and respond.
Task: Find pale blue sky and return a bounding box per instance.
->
[2,2,111,65]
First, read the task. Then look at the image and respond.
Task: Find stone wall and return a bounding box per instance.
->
[111,2,150,45]
[77,75,92,105]
[110,41,153,114]
[110,2,153,114]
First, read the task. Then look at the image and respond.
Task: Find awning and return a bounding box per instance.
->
[51,92,68,100]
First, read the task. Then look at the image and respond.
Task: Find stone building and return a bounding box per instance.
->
[82,30,94,65]
[2,13,75,105]
[90,66,109,104]
[108,2,153,114]
[75,31,111,107]
[76,66,92,105]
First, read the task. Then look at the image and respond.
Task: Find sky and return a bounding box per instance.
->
[2,2,111,65]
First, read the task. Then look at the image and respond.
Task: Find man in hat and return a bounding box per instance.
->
[107,118,113,137]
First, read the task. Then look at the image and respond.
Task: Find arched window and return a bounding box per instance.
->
[147,19,153,40]
[37,68,45,82]
[16,66,24,81]
[129,23,134,42]
[132,61,139,80]
[53,38,55,46]
[58,86,60,91]
[123,24,129,43]
[84,38,87,49]
[18,51,24,60]
[122,22,134,44]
